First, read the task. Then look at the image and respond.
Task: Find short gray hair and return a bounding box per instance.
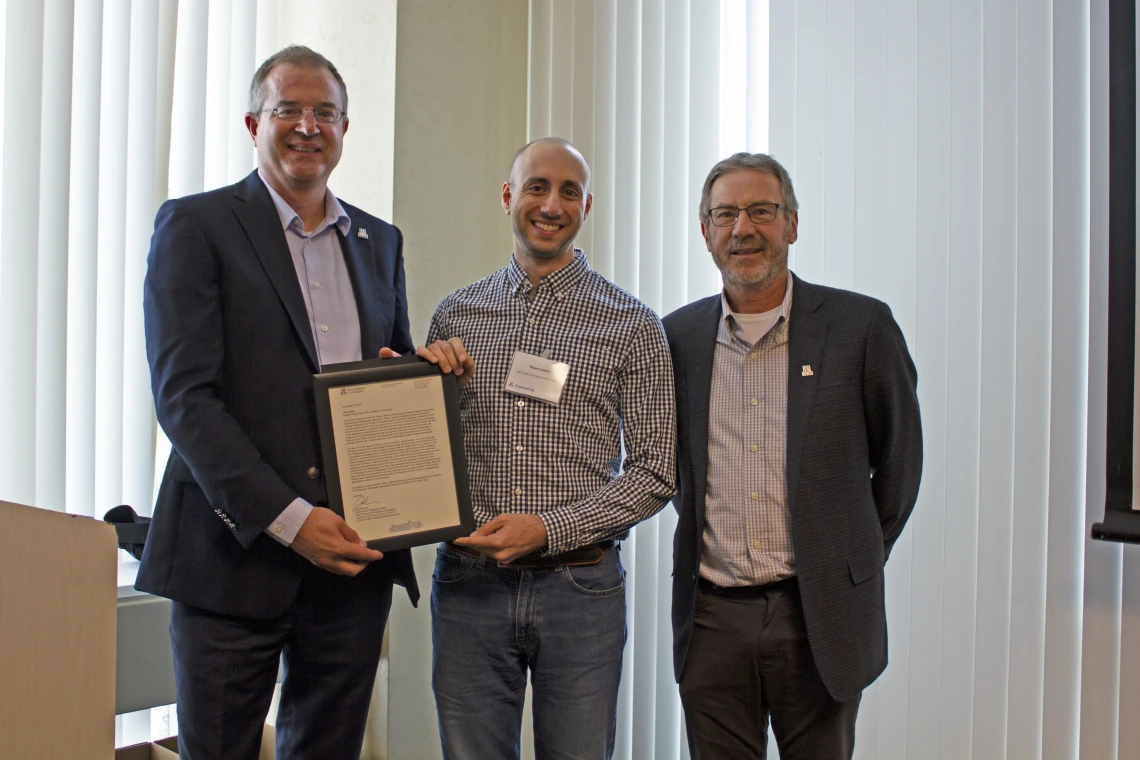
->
[698,152,798,220]
[247,45,348,116]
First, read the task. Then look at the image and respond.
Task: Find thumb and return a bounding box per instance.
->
[379,347,401,358]
[337,519,363,544]
[475,517,504,537]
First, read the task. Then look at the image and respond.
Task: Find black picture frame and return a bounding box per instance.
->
[313,355,475,552]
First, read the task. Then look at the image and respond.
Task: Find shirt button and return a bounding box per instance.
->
[750,398,758,406]
[750,352,758,359]
[515,487,523,495]
[517,399,526,407]
[527,317,536,325]
[275,524,284,534]
[306,467,319,478]
[321,325,329,332]
[751,492,758,500]
[752,540,762,549]
[751,444,759,452]
[313,281,321,289]
[516,445,524,452]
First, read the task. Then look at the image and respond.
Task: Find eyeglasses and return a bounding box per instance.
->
[706,202,788,227]
[260,105,346,124]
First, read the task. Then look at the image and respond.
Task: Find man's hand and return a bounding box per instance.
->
[454,513,547,563]
[379,347,401,358]
[416,338,475,388]
[291,507,383,576]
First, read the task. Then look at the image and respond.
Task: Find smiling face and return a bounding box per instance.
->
[702,169,798,300]
[244,64,348,197]
[502,140,593,269]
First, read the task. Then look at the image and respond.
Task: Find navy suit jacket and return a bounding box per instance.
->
[663,274,922,702]
[138,170,419,619]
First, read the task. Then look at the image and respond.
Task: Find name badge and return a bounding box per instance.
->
[504,350,571,405]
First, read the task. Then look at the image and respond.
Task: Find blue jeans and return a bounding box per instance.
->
[431,541,627,760]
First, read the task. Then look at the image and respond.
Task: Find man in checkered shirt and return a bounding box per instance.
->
[416,137,676,760]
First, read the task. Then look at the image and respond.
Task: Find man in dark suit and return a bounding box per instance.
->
[663,153,922,759]
[140,46,419,759]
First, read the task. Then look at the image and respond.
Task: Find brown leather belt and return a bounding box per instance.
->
[447,540,615,569]
[698,575,797,600]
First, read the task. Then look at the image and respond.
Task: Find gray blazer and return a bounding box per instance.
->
[663,273,922,702]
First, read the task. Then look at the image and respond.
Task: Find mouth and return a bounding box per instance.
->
[288,144,321,154]
[531,220,562,235]
[729,247,764,256]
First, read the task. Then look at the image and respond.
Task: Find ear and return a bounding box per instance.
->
[341,115,349,137]
[583,192,593,220]
[502,181,513,214]
[700,220,713,252]
[786,211,798,245]
[245,113,259,145]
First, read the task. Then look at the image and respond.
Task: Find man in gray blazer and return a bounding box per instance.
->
[663,153,922,759]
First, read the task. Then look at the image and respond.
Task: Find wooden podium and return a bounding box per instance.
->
[0,499,119,759]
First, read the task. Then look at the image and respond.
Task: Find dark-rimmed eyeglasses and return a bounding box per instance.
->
[259,105,345,124]
[706,202,788,227]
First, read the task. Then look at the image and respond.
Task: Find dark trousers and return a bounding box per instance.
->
[679,578,860,760]
[169,564,394,760]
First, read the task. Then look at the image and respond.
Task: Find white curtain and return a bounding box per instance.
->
[768,1,1121,758]
[769,1,1083,757]
[529,1,1135,759]
[528,2,769,758]
[0,0,259,518]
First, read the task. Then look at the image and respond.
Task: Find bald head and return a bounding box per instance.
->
[508,137,592,193]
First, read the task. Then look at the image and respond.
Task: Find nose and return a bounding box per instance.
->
[538,192,563,217]
[732,210,760,236]
[294,110,320,136]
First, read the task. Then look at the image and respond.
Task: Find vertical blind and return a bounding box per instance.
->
[0,0,260,518]
[767,1,1112,758]
[529,1,1131,759]
[528,2,770,758]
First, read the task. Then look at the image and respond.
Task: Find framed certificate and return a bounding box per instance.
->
[313,356,475,552]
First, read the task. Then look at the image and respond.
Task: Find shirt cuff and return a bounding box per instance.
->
[537,510,578,555]
[265,498,314,546]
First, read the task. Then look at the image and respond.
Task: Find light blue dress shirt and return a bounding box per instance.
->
[258,170,363,546]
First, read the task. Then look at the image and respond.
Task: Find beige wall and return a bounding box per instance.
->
[257,0,399,220]
[386,1,529,756]
[392,0,529,341]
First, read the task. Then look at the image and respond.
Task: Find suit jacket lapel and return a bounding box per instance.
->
[338,214,381,358]
[232,171,320,369]
[786,273,828,512]
[686,296,722,526]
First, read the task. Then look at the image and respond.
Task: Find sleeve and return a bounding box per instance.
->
[538,311,679,553]
[862,301,923,561]
[144,201,299,547]
[425,295,450,345]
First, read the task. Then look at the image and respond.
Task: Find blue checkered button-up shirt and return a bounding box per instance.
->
[426,250,677,554]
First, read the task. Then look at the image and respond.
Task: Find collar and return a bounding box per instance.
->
[720,272,795,331]
[257,169,351,237]
[506,248,591,297]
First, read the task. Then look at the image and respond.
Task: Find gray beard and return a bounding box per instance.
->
[719,246,787,292]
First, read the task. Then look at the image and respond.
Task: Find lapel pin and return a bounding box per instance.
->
[802,365,814,377]
[357,227,369,239]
